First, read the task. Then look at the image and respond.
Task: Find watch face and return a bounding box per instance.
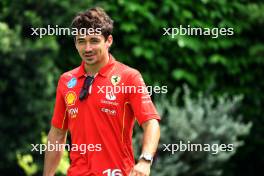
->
[139,153,153,164]
[144,154,153,160]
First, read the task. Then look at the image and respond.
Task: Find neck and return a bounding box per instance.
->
[84,53,110,76]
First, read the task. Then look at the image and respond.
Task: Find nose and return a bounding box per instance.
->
[85,43,92,52]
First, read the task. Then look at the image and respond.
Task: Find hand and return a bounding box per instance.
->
[129,160,151,176]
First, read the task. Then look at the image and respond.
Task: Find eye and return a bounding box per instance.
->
[77,40,85,44]
[90,39,100,44]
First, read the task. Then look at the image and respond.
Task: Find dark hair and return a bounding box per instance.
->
[71,7,113,40]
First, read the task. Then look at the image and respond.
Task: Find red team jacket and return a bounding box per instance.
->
[51,55,160,176]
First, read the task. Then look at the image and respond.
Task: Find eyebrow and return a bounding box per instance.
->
[90,37,100,40]
[76,38,85,42]
[76,37,101,42]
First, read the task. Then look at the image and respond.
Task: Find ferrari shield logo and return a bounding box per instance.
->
[111,75,121,86]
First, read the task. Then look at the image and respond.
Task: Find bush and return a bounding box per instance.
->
[133,86,252,176]
[0,22,59,174]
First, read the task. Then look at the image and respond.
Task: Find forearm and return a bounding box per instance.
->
[43,127,67,176]
[43,149,63,176]
[130,119,160,175]
[141,119,160,155]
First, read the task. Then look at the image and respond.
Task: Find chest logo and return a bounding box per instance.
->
[68,107,78,118]
[65,91,77,106]
[67,77,77,88]
[111,75,121,86]
[106,91,116,101]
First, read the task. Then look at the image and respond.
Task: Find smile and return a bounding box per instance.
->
[84,54,95,57]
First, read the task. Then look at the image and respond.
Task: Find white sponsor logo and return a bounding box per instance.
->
[101,108,116,116]
[106,91,116,101]
[101,100,119,106]
[68,107,78,118]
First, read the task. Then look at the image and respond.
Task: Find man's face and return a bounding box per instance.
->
[75,34,112,65]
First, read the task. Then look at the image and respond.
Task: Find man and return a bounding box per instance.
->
[43,7,160,176]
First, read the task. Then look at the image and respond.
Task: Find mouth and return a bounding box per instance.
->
[83,54,95,57]
[83,51,96,57]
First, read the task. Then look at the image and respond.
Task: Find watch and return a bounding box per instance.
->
[139,153,153,165]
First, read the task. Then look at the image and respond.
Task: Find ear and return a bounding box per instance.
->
[106,35,113,49]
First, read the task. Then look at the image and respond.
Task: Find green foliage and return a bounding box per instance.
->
[0,0,263,175]
[0,22,59,174]
[16,153,38,176]
[16,132,70,176]
[134,86,252,176]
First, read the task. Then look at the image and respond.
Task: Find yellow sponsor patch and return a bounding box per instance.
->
[65,91,77,106]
